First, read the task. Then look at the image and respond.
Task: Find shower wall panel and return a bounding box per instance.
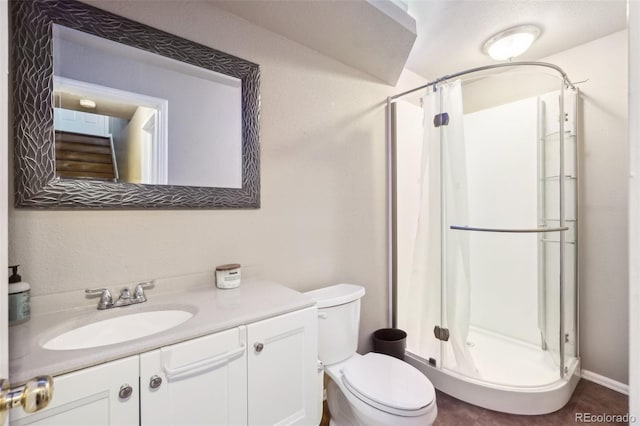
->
[463,97,540,345]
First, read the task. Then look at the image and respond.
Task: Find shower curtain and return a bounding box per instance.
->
[408,80,478,376]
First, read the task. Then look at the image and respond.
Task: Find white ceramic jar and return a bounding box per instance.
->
[215,263,241,289]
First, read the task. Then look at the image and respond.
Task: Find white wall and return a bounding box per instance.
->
[122,107,155,183]
[8,0,426,353]
[541,31,629,384]
[628,0,639,417]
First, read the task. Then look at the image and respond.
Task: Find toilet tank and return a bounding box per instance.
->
[305,284,365,365]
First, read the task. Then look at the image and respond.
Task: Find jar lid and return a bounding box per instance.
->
[216,263,241,271]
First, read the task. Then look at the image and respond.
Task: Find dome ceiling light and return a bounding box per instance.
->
[79,98,96,109]
[482,24,541,61]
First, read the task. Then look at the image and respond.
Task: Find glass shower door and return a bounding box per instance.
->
[439,74,571,386]
[437,80,478,378]
[393,95,443,368]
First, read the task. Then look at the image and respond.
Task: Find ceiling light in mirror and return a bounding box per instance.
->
[482,25,541,61]
[79,98,96,109]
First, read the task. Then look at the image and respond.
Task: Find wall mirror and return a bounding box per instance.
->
[12,0,260,208]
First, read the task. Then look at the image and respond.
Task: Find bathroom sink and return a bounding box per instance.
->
[43,309,194,351]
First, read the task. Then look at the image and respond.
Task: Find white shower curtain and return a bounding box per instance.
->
[408,80,478,376]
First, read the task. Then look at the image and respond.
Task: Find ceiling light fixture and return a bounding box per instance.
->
[79,98,96,109]
[482,24,541,61]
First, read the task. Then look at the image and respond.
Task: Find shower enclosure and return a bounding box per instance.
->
[389,62,579,414]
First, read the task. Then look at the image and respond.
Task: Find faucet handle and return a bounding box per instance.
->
[85,288,113,310]
[133,280,156,302]
[118,287,132,301]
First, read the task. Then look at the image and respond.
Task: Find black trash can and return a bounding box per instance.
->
[372,328,407,360]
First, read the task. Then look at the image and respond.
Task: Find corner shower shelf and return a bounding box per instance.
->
[542,131,576,139]
[450,225,569,233]
[541,239,576,244]
[541,175,576,181]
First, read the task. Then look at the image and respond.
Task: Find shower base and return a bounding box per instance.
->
[405,327,580,415]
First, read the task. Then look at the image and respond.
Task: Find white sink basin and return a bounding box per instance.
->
[43,309,194,351]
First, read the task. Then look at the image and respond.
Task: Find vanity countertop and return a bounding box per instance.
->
[9,279,316,385]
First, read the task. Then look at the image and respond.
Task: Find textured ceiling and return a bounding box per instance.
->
[210,0,627,85]
[406,0,628,80]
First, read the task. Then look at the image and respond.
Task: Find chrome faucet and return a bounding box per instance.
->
[86,280,156,310]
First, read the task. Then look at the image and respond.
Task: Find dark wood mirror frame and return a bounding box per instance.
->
[11,0,260,209]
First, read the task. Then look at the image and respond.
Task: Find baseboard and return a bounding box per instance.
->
[581,369,629,395]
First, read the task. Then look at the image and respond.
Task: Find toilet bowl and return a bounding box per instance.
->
[325,353,437,426]
[305,284,437,426]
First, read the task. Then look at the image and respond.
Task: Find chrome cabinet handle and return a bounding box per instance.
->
[149,375,162,389]
[162,345,246,382]
[254,342,264,353]
[118,384,133,399]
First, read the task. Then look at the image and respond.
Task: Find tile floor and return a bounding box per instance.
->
[321,379,629,425]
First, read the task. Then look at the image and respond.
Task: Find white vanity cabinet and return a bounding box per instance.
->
[10,305,318,426]
[9,356,139,426]
[140,326,248,426]
[247,306,318,425]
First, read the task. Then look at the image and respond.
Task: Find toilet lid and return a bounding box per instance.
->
[341,352,435,412]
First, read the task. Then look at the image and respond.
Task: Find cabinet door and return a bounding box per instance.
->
[9,356,139,426]
[140,326,247,426]
[247,306,318,426]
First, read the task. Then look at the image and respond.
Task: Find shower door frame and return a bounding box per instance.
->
[387,61,579,382]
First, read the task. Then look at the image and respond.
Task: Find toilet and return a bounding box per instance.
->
[305,284,437,426]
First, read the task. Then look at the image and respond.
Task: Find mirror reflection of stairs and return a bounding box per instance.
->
[55,131,118,181]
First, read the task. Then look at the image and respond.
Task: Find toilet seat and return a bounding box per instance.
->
[341,353,436,417]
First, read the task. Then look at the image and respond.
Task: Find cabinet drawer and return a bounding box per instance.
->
[140,326,247,426]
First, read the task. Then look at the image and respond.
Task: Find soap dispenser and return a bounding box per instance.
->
[8,265,31,325]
